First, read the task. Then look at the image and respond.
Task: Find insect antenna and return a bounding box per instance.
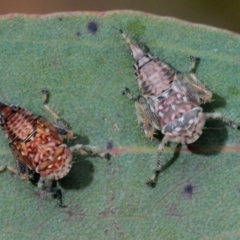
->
[117,28,131,44]
[111,25,123,33]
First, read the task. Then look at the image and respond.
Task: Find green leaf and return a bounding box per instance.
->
[1,11,240,240]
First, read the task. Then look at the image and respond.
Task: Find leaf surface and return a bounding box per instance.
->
[1,11,240,240]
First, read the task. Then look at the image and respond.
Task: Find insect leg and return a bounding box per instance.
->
[189,55,200,79]
[0,163,31,180]
[0,165,18,174]
[50,180,66,208]
[147,135,169,187]
[41,89,73,139]
[205,112,240,129]
[37,177,66,207]
[16,160,33,179]
[70,144,108,158]
[188,56,213,102]
[122,87,137,101]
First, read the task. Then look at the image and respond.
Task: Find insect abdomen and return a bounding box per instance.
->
[135,53,175,96]
[0,104,37,142]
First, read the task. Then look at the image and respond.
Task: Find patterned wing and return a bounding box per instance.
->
[172,72,201,104]
[136,95,162,134]
[9,142,36,171]
[173,72,212,104]
[184,75,213,103]
[37,116,63,141]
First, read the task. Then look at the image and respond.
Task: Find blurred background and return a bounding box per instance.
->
[0,0,240,33]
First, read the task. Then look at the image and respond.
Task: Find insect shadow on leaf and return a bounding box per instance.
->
[59,133,95,190]
[188,93,228,155]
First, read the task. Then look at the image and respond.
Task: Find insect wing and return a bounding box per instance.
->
[171,72,201,104]
[174,72,212,104]
[37,117,62,140]
[184,77,213,103]
[9,142,36,170]
[136,95,162,131]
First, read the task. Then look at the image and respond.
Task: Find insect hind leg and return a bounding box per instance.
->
[146,135,169,187]
[41,89,73,139]
[50,179,66,208]
[37,177,66,207]
[205,112,240,129]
